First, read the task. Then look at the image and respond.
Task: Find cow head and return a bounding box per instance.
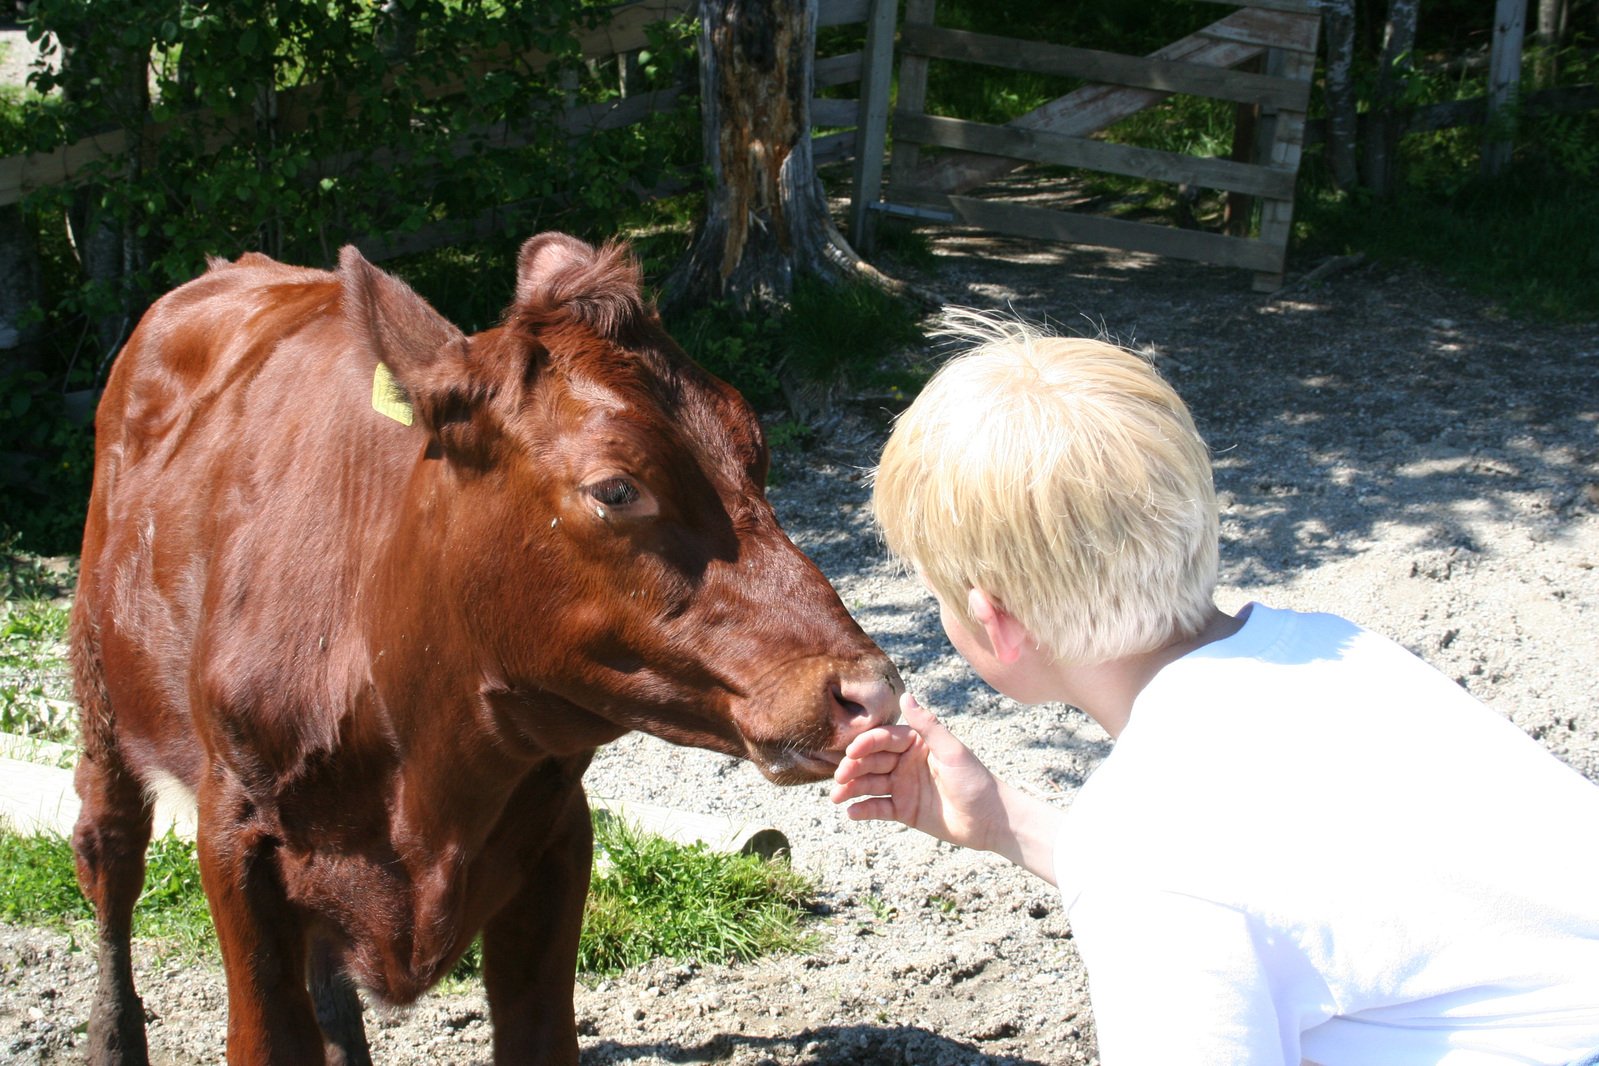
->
[340,233,900,783]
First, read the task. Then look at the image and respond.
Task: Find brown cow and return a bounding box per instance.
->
[68,233,901,1065]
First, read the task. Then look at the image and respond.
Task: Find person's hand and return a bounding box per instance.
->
[830,691,1007,854]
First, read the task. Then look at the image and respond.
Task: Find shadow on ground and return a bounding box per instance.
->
[584,1020,1049,1065]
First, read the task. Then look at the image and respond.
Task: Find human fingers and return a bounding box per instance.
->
[899,694,975,764]
[829,771,898,806]
[838,795,899,822]
[832,748,905,784]
[900,692,943,731]
[842,722,918,760]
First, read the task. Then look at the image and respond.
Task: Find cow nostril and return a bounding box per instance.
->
[828,685,875,739]
[836,695,868,720]
[831,675,898,736]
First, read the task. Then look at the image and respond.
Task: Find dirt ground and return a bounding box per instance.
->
[3,227,1597,1065]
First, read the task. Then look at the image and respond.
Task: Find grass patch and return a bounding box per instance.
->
[0,813,820,978]
[1296,151,1599,323]
[781,274,925,389]
[0,831,214,958]
[578,814,817,976]
[0,832,90,928]
[669,274,926,414]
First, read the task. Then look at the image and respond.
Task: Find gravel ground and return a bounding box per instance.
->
[3,231,1597,1065]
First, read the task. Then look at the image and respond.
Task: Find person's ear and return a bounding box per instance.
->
[967,587,1031,664]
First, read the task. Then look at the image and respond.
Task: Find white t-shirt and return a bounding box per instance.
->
[1054,604,1599,1066]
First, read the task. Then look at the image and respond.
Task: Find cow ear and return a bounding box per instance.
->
[514,232,596,309]
[512,231,645,338]
[339,245,465,380]
[339,246,493,464]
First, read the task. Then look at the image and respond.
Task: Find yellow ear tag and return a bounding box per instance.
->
[371,362,414,426]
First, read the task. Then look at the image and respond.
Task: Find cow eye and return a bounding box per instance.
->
[586,477,640,508]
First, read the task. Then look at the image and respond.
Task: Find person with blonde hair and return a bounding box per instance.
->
[833,309,1599,1065]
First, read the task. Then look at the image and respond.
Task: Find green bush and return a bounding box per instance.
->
[0,596,75,745]
[0,374,96,555]
[0,537,76,743]
[16,0,693,283]
[1295,158,1599,322]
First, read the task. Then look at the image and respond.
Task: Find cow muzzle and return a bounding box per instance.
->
[743,658,903,785]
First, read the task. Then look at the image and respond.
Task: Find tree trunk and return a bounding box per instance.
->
[665,0,901,316]
[1320,0,1359,191]
[1483,0,1528,177]
[0,205,42,374]
[1534,0,1568,87]
[1360,0,1419,196]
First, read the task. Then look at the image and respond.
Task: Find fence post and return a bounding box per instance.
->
[848,0,897,252]
[1252,41,1318,292]
[886,0,935,198]
[1483,0,1527,177]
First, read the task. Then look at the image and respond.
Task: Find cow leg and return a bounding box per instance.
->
[309,935,372,1066]
[71,750,155,1066]
[195,780,325,1066]
[480,784,593,1066]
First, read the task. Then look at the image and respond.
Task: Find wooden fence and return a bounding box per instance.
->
[849,0,1322,292]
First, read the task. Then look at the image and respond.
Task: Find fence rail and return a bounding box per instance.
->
[1302,82,1599,147]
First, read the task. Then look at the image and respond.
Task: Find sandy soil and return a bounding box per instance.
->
[2,231,1597,1064]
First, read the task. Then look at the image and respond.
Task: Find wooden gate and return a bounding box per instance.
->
[848,0,1322,291]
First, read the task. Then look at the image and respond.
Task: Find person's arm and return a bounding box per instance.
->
[830,692,1064,885]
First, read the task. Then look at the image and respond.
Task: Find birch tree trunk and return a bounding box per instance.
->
[665,0,900,315]
[1534,0,1568,87]
[1360,0,1419,196]
[1320,0,1359,190]
[1483,0,1528,177]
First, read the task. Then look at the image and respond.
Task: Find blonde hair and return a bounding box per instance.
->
[873,309,1218,665]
